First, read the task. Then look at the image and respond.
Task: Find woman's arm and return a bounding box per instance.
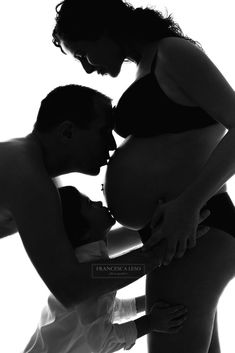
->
[160,38,235,202]
[144,37,235,263]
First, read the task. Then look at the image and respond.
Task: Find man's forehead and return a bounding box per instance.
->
[93,98,115,129]
[91,114,114,130]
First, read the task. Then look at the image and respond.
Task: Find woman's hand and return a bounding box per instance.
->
[142,197,211,265]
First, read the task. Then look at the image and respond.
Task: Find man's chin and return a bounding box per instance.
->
[110,68,120,78]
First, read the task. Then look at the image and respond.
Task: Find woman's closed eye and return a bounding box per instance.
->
[74,53,96,73]
[74,52,85,60]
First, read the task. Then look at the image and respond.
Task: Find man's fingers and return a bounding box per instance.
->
[167,305,186,314]
[168,325,184,333]
[199,208,210,223]
[170,315,187,327]
[155,301,171,308]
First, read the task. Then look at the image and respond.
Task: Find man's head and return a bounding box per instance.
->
[59,186,115,248]
[33,84,116,176]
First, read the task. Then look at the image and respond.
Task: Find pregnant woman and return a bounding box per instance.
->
[52,1,235,352]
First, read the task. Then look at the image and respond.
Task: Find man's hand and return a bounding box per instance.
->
[149,301,188,333]
[142,197,210,266]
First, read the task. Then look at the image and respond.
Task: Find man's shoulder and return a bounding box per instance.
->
[0,138,44,172]
[0,138,49,200]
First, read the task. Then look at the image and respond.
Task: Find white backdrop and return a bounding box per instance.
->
[0,1,235,352]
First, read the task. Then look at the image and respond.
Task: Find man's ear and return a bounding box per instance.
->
[57,121,74,143]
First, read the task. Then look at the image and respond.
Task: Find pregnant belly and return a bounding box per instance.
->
[104,126,225,229]
[104,138,161,229]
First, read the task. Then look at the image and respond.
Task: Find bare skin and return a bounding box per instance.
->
[0,130,166,309]
[105,38,228,228]
[57,28,235,351]
[103,38,235,353]
[105,123,226,229]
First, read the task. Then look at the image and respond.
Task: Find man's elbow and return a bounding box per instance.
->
[48,274,87,309]
[52,286,87,309]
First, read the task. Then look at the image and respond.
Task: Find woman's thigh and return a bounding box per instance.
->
[145,228,235,353]
[208,312,221,353]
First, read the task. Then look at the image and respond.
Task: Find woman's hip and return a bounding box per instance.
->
[145,226,235,314]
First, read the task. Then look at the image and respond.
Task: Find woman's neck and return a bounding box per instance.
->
[125,39,159,65]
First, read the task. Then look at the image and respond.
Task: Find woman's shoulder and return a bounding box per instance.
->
[155,37,206,72]
[157,36,203,56]
[154,37,208,87]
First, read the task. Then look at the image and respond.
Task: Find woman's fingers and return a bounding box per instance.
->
[150,204,164,229]
[196,226,210,239]
[141,231,163,251]
[187,236,196,249]
[163,242,176,265]
[174,238,187,259]
[199,208,210,223]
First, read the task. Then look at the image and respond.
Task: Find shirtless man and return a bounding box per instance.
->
[0,84,162,310]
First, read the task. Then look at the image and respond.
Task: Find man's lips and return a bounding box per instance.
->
[100,155,110,166]
[107,209,116,224]
[97,68,106,75]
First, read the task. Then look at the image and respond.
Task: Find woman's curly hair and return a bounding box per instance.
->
[52,0,201,53]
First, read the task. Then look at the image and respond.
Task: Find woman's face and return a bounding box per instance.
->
[80,193,115,241]
[61,36,126,77]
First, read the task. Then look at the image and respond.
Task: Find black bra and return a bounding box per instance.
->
[114,48,217,138]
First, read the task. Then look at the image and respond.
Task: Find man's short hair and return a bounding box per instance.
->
[34,84,112,132]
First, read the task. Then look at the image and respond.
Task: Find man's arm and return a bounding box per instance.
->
[112,297,137,321]
[86,315,153,352]
[135,295,146,314]
[9,168,162,308]
[108,227,142,257]
[134,315,152,338]
[112,295,146,322]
